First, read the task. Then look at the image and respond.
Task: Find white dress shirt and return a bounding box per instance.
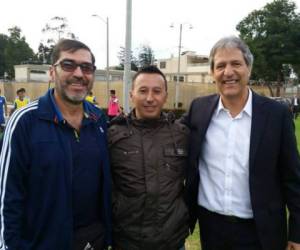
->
[198,89,253,218]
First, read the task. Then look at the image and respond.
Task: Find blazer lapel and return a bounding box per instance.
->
[249,92,269,171]
[190,95,219,161]
[198,95,219,138]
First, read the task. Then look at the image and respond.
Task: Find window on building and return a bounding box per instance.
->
[30,70,46,74]
[160,61,166,69]
[173,76,184,82]
[112,76,122,81]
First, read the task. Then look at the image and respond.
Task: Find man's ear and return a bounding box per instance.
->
[248,66,252,77]
[49,66,55,82]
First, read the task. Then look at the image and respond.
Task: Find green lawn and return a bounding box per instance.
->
[185,117,300,250]
[295,118,300,150]
[185,224,200,250]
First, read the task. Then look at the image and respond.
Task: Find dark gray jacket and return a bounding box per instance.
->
[108,111,189,250]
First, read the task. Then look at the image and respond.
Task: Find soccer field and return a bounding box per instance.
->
[294,119,300,150]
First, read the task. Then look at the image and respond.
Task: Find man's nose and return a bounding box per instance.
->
[73,65,84,77]
[146,92,154,102]
[224,64,234,76]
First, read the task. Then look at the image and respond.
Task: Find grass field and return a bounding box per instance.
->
[185,224,201,250]
[295,118,300,150]
[185,117,300,250]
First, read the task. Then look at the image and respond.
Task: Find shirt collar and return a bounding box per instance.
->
[50,89,91,123]
[216,88,252,118]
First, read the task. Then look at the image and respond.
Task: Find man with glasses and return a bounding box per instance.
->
[0,39,112,250]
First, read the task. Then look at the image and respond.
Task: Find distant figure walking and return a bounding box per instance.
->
[107,89,120,121]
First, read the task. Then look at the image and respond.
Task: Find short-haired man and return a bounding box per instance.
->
[108,66,189,250]
[0,39,112,249]
[183,36,300,250]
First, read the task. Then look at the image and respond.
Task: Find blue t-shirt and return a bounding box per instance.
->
[0,96,6,124]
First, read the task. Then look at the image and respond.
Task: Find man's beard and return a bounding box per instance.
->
[59,78,91,105]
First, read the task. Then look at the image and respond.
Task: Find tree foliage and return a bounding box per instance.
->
[0,26,35,79]
[137,45,155,68]
[42,16,76,44]
[236,0,300,87]
[117,46,138,71]
[37,16,77,64]
[116,45,156,71]
[35,43,54,64]
[0,34,9,78]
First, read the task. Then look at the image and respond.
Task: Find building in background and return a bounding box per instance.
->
[14,64,125,83]
[156,51,212,84]
[14,65,51,83]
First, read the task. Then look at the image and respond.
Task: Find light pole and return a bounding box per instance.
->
[123,0,132,114]
[92,14,110,103]
[170,23,192,109]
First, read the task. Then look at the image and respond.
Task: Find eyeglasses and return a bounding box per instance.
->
[54,59,96,74]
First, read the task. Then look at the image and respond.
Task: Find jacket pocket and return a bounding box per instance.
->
[162,146,187,178]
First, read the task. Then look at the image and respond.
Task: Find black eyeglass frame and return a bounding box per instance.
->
[54,59,96,74]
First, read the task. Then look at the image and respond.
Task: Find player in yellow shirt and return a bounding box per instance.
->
[12,88,30,112]
[85,91,98,105]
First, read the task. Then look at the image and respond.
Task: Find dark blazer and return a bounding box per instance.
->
[184,91,300,250]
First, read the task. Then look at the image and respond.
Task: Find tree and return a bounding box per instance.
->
[137,45,155,68]
[35,43,54,64]
[294,64,300,79]
[117,46,138,71]
[0,34,9,77]
[236,0,300,96]
[1,26,35,79]
[42,16,76,44]
[38,16,77,64]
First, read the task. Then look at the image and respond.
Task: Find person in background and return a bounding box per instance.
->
[107,89,120,121]
[0,39,112,250]
[292,94,299,119]
[0,89,8,128]
[85,90,98,105]
[13,88,30,110]
[109,66,189,250]
[183,36,300,250]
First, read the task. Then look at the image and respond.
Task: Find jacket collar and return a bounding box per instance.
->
[37,89,101,124]
[128,109,175,127]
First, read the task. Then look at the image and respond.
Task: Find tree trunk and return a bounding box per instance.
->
[266,83,274,97]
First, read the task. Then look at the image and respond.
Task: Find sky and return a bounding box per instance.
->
[1,0,300,69]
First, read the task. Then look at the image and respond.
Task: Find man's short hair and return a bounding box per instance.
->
[51,39,95,65]
[132,66,167,91]
[209,36,254,71]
